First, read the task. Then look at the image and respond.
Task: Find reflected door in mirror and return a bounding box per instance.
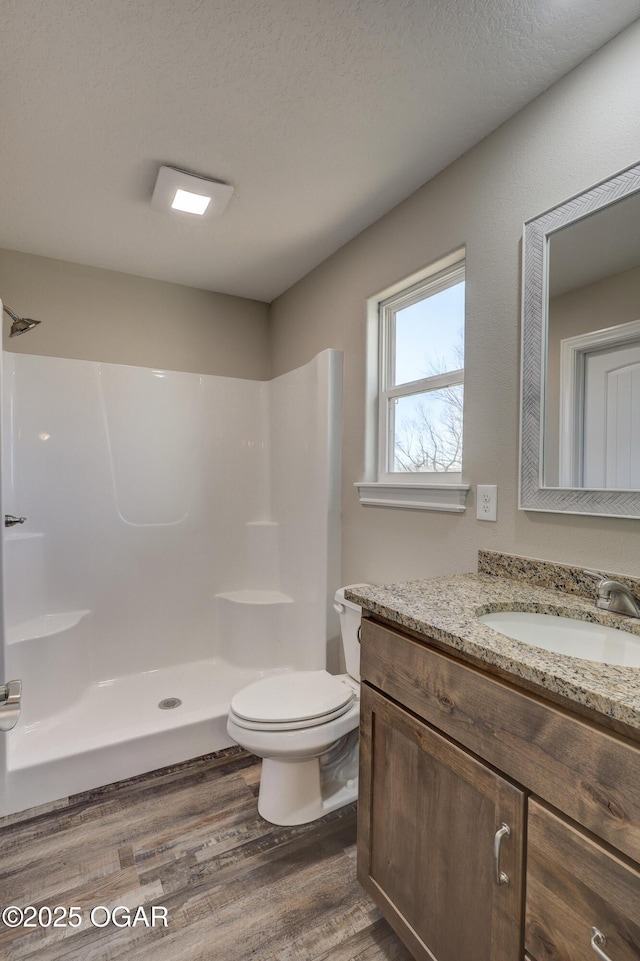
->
[582,341,640,488]
[543,189,640,490]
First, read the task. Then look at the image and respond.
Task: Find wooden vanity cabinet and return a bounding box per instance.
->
[359,684,525,961]
[358,617,640,961]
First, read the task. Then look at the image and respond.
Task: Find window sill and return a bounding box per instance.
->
[354,481,470,512]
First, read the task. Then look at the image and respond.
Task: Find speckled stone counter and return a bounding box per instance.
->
[345,553,640,733]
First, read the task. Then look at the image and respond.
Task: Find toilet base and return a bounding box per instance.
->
[257,737,359,826]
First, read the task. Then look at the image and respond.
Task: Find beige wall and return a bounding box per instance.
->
[0,249,270,380]
[270,20,640,582]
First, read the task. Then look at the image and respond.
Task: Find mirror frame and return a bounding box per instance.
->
[520,160,640,518]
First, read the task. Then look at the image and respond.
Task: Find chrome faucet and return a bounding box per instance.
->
[594,578,640,619]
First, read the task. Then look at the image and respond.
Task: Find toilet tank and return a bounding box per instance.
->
[334,585,369,681]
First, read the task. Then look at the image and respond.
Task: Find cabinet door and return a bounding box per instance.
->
[526,800,640,961]
[358,684,525,961]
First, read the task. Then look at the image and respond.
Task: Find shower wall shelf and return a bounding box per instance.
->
[214,590,297,671]
[7,610,91,644]
[214,589,293,605]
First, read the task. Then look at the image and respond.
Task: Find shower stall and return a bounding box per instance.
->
[0,347,342,816]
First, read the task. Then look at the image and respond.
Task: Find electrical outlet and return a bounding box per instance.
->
[477,484,497,521]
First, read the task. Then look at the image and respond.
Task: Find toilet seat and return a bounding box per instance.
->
[229,670,355,731]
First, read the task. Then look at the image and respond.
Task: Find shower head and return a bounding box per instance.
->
[2,305,41,337]
[9,317,41,337]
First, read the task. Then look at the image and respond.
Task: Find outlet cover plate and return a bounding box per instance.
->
[477,485,497,521]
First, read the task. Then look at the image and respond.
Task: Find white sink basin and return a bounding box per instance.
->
[478,611,640,666]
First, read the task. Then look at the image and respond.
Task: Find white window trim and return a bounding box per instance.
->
[354,481,469,512]
[357,249,470,511]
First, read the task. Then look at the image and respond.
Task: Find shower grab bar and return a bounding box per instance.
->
[0,679,22,732]
[5,515,26,527]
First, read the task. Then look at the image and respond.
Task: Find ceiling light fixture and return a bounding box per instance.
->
[171,189,211,215]
[151,166,234,219]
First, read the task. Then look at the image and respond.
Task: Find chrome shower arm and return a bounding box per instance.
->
[2,305,20,323]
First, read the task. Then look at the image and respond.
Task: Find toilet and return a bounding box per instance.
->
[226,585,367,825]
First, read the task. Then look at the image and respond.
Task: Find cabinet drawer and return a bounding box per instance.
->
[361,618,640,863]
[526,800,640,961]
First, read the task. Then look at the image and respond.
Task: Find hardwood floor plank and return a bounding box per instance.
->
[350,927,416,961]
[4,881,166,961]
[0,749,413,961]
[0,770,253,886]
[261,900,380,961]
[166,813,358,918]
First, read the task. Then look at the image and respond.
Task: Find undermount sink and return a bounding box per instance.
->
[478,611,640,667]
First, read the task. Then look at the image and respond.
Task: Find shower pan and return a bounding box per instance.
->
[0,348,342,816]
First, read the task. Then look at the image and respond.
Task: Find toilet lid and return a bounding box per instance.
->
[230,670,355,724]
[229,699,357,732]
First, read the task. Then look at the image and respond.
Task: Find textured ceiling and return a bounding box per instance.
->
[1,0,639,302]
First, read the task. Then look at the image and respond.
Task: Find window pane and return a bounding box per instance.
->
[394,281,465,386]
[392,386,463,472]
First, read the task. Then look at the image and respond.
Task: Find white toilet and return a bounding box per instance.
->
[226,586,367,825]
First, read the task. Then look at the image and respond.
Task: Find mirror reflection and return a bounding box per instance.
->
[543,190,640,489]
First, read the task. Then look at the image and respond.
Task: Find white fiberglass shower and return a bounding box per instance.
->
[0,348,342,816]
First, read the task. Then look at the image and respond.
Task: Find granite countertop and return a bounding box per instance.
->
[345,571,640,732]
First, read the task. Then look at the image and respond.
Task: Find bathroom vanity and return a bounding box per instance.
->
[346,553,640,961]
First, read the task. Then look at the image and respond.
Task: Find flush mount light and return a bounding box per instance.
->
[151,165,234,219]
[172,189,210,215]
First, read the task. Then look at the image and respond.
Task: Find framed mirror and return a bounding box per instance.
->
[520,161,640,517]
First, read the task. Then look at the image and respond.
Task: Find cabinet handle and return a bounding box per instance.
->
[493,822,510,885]
[591,927,613,961]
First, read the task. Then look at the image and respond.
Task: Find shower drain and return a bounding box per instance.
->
[158,697,182,710]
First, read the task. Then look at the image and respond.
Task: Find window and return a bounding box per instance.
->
[357,253,470,511]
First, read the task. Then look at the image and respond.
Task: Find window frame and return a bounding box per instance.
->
[378,262,465,482]
[356,251,470,512]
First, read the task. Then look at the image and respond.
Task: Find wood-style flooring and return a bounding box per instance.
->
[0,747,413,961]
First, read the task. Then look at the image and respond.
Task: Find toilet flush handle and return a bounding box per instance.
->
[333,602,362,642]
